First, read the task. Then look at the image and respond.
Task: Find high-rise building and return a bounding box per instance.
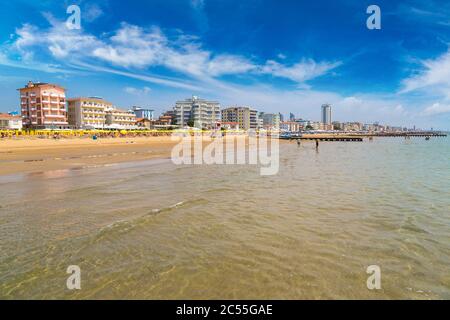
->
[132,107,154,120]
[18,81,69,129]
[278,113,284,122]
[68,97,112,129]
[174,96,220,129]
[221,107,258,130]
[321,104,332,125]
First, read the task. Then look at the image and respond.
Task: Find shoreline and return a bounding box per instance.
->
[0,136,179,176]
[1,133,447,176]
[0,135,272,176]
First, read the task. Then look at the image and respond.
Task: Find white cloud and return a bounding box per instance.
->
[422,103,450,116]
[401,50,450,95]
[5,17,339,85]
[124,86,151,95]
[260,59,341,83]
[84,3,104,22]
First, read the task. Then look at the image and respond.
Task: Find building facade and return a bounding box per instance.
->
[221,107,258,131]
[0,113,23,130]
[67,97,113,129]
[132,107,155,120]
[18,81,69,129]
[280,121,302,132]
[321,104,332,125]
[261,113,281,130]
[174,96,220,129]
[105,108,137,129]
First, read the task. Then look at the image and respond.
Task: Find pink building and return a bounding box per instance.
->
[18,81,69,129]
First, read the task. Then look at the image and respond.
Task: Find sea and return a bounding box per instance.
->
[0,136,449,299]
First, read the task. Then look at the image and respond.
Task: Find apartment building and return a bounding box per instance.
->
[67,97,113,129]
[174,96,220,129]
[260,113,281,130]
[221,107,258,131]
[280,121,302,132]
[0,113,23,130]
[132,106,155,120]
[105,108,137,129]
[18,81,69,129]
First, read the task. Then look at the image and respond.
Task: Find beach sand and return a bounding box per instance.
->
[0,137,179,176]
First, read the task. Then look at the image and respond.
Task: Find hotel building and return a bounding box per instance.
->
[18,81,69,129]
[280,121,302,132]
[260,113,281,130]
[67,97,112,129]
[105,108,138,129]
[221,107,258,131]
[132,106,155,120]
[174,96,220,129]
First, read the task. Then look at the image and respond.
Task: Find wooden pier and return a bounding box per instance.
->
[279,131,447,142]
[375,133,447,138]
[281,136,364,142]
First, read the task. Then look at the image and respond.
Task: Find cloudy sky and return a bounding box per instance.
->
[0,0,449,129]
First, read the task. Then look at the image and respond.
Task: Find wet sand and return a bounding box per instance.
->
[0,137,179,176]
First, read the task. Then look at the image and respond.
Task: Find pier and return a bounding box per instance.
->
[373,132,447,138]
[279,131,447,142]
[281,136,364,142]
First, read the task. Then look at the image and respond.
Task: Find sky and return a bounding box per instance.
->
[0,0,449,129]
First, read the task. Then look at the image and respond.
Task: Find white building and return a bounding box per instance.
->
[0,113,23,130]
[105,108,138,130]
[321,104,332,125]
[260,113,280,130]
[174,96,220,129]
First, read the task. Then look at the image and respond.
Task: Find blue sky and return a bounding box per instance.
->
[1,0,450,129]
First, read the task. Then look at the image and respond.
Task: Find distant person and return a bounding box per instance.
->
[315,139,319,149]
[297,140,301,147]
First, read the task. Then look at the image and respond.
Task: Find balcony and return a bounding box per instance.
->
[45,115,66,119]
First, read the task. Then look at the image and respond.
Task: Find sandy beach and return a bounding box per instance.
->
[0,137,179,176]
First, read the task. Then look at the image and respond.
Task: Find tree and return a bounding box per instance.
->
[187,119,195,127]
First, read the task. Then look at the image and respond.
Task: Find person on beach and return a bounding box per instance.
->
[315,139,319,149]
[297,140,301,147]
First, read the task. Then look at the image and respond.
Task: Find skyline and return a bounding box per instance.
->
[1,1,450,130]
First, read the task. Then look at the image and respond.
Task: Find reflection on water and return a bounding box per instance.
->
[0,138,449,299]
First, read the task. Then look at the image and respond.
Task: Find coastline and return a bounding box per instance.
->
[1,133,447,176]
[0,136,179,176]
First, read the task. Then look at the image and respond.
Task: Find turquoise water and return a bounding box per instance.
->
[0,137,449,299]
